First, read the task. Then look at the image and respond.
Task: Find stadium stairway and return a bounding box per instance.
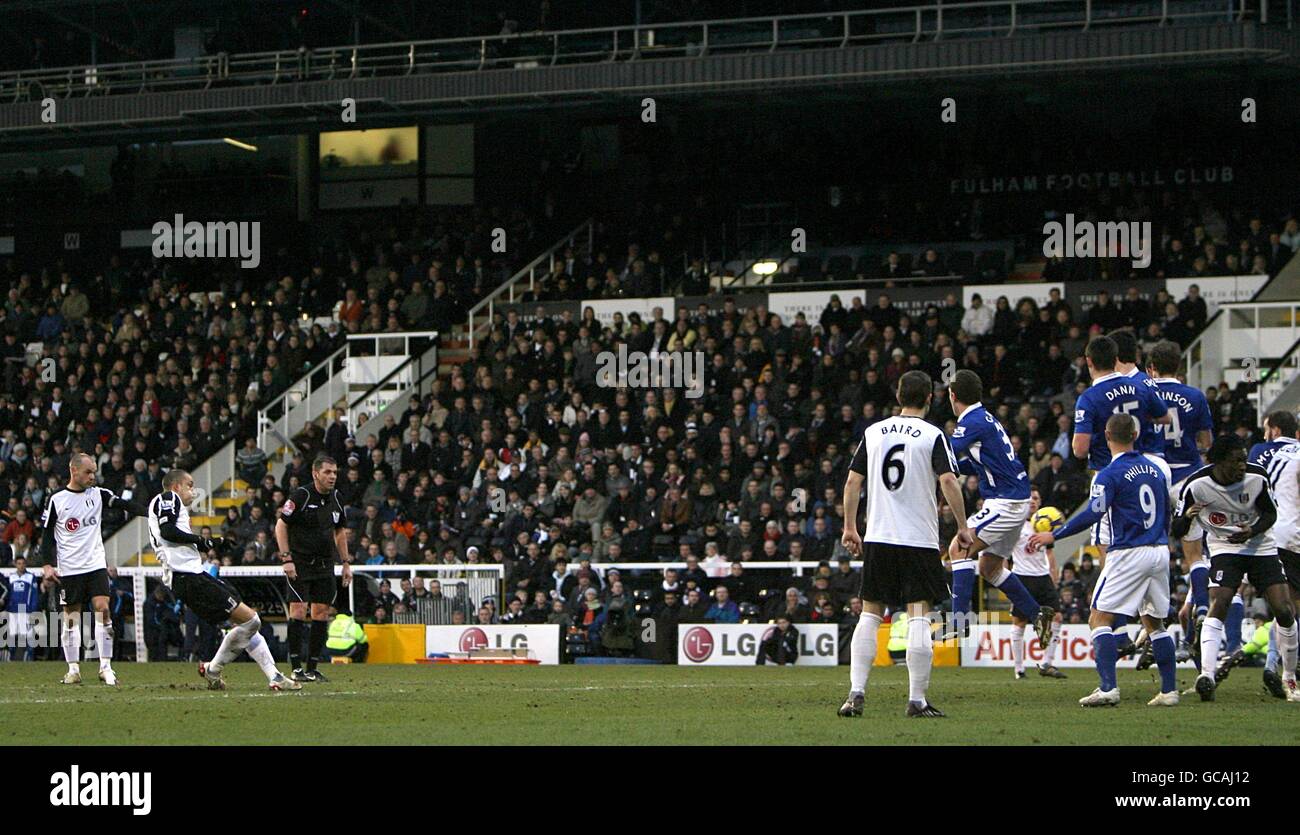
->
[437,325,471,378]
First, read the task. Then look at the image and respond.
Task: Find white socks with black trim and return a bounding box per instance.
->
[849,612,882,695]
[907,616,933,704]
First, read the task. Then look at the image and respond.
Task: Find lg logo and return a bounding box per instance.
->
[681,627,715,662]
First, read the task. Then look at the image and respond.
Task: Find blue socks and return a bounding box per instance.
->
[1151,631,1177,694]
[992,567,1040,620]
[951,560,976,623]
[1189,564,1209,615]
[1267,622,1279,674]
[1225,596,1245,654]
[1092,627,1118,692]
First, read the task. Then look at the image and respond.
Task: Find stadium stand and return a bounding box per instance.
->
[6,192,1292,660]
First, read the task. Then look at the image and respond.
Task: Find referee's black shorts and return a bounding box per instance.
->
[286,559,337,606]
[859,542,949,608]
[172,571,242,625]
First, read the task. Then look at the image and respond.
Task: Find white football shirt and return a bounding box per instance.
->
[148,490,203,575]
[1009,520,1051,577]
[1176,464,1277,558]
[1264,446,1300,553]
[848,415,957,550]
[39,487,120,576]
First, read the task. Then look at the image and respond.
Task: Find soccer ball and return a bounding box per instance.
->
[1031,506,1065,533]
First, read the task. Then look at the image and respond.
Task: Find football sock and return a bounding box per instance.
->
[950,559,976,622]
[1200,617,1225,679]
[208,615,260,674]
[849,612,882,695]
[246,632,280,681]
[1041,620,1062,666]
[1150,630,1177,694]
[307,619,327,671]
[990,567,1040,620]
[288,618,306,669]
[1111,614,1133,651]
[1091,627,1118,692]
[94,613,113,669]
[1266,622,1279,674]
[1189,563,1209,614]
[1011,624,1026,673]
[62,617,80,671]
[906,616,933,704]
[1276,620,1298,680]
[1225,596,1245,653]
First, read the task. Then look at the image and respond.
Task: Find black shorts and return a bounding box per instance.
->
[1279,549,1300,594]
[1209,553,1288,592]
[172,571,243,625]
[859,542,949,608]
[58,568,111,607]
[286,561,337,606]
[1011,573,1059,620]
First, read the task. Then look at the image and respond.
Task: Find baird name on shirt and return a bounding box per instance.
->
[878,423,923,438]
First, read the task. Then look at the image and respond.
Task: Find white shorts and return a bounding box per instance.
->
[968,498,1032,559]
[1090,544,1171,619]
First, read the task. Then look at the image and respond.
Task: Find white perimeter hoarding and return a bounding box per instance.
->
[962,624,1193,668]
[427,624,561,665]
[677,623,839,666]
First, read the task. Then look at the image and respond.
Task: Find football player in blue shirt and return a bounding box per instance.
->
[1073,335,1170,491]
[1074,335,1170,657]
[945,370,1055,645]
[1145,340,1215,663]
[1030,413,1179,707]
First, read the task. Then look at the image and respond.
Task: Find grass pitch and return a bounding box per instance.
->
[0,662,1294,745]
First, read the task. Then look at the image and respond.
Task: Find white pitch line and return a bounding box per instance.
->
[0,679,895,705]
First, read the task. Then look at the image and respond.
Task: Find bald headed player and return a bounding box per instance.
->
[39,452,148,686]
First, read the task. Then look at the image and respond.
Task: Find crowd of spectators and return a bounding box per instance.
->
[0,197,1290,662]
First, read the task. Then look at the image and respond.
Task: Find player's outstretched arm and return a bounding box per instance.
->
[101,488,147,518]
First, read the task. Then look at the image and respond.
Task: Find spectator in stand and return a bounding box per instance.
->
[706,585,741,623]
[961,293,993,337]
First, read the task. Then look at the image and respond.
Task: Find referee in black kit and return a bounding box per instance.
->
[275,454,352,682]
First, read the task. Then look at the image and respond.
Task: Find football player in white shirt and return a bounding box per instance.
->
[149,469,301,691]
[838,371,974,719]
[1171,436,1300,702]
[1008,489,1067,680]
[39,453,148,686]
